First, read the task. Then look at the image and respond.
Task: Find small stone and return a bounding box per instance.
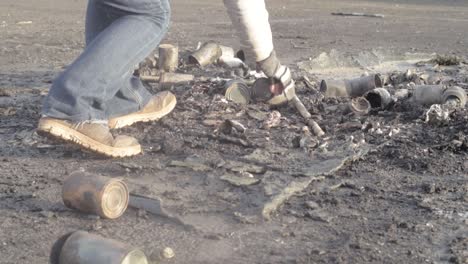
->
[305,201,320,210]
[162,247,175,259]
[220,173,260,187]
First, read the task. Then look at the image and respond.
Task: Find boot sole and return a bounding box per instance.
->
[37,119,142,158]
[109,97,177,130]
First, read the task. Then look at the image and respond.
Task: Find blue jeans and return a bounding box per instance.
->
[42,0,170,122]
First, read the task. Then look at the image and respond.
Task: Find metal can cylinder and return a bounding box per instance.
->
[157,44,179,72]
[442,86,467,107]
[251,78,274,102]
[365,88,392,109]
[62,171,129,219]
[320,79,348,97]
[56,231,148,264]
[346,74,383,97]
[411,85,444,106]
[320,74,383,98]
[188,41,222,67]
[225,79,251,105]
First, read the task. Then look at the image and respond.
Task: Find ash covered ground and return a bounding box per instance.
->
[1,0,467,263]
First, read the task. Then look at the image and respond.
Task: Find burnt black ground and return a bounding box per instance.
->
[1,0,468,263]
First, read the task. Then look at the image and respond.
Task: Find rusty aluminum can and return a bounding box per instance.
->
[188,41,222,67]
[346,74,383,97]
[225,79,251,105]
[442,86,466,107]
[320,79,348,97]
[411,85,444,106]
[251,78,274,102]
[321,74,383,98]
[365,88,392,109]
[62,171,129,219]
[157,44,179,72]
[53,231,148,264]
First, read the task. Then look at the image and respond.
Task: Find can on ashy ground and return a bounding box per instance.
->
[50,231,148,264]
[224,79,251,105]
[188,41,222,67]
[320,74,383,98]
[62,171,129,219]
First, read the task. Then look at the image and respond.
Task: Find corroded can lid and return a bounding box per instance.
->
[100,179,129,219]
[225,79,251,105]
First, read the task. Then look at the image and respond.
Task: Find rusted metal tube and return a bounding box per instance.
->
[365,88,392,109]
[320,74,383,98]
[157,44,179,72]
[62,171,129,219]
[224,79,251,105]
[319,79,348,97]
[56,231,148,264]
[442,86,466,107]
[411,85,444,106]
[188,41,222,67]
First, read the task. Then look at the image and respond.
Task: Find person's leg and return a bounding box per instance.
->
[38,0,171,157]
[42,0,171,122]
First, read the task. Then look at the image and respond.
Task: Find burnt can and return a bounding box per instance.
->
[411,85,444,106]
[225,79,251,105]
[188,41,222,67]
[62,171,129,219]
[442,86,466,107]
[54,231,148,264]
[320,74,383,98]
[365,88,392,109]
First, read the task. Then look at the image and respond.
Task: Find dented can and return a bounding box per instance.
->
[321,74,383,98]
[251,78,274,102]
[365,88,392,109]
[189,41,222,67]
[411,85,444,106]
[62,171,129,219]
[53,231,148,264]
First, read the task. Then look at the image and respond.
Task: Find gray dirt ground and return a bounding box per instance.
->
[1,0,468,263]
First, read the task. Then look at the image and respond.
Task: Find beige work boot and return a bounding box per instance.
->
[37,117,142,158]
[109,91,177,129]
